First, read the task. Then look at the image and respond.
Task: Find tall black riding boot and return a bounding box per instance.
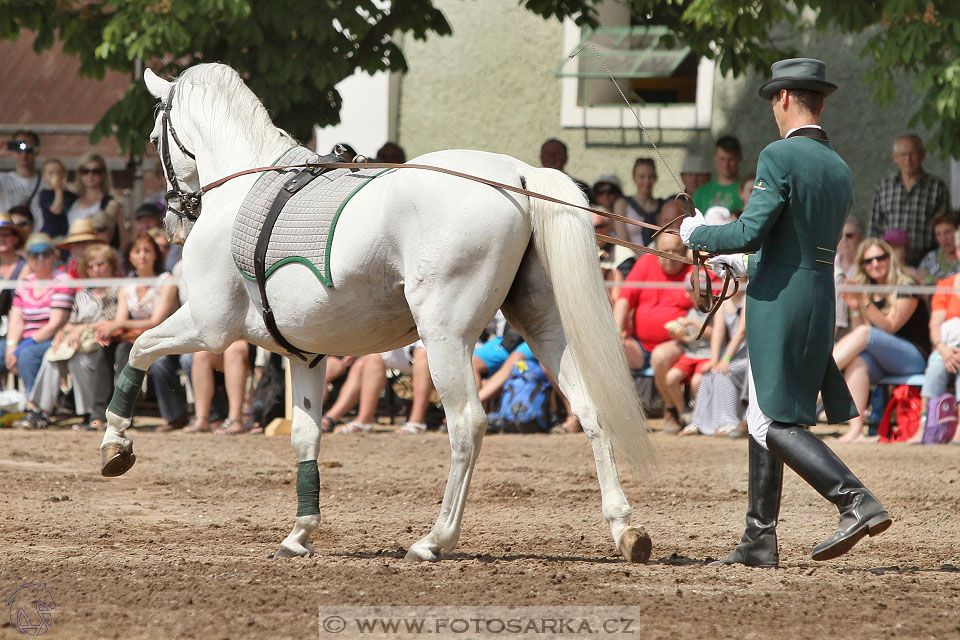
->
[765,423,892,561]
[710,436,783,567]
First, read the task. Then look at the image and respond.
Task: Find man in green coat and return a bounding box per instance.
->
[679,58,891,566]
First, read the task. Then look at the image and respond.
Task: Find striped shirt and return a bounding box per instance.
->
[13,273,75,338]
[868,170,950,266]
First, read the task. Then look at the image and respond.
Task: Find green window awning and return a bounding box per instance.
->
[556,26,692,79]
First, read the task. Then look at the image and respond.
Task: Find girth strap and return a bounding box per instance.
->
[254,168,326,363]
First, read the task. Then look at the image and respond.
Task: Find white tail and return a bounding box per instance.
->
[523,167,654,473]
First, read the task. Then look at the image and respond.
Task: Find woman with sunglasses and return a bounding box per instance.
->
[66,153,124,248]
[5,234,74,422]
[832,238,930,442]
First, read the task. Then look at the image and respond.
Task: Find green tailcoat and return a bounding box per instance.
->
[688,134,858,426]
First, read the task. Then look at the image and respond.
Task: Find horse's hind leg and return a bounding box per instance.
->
[501,257,651,562]
[273,357,328,558]
[404,338,487,562]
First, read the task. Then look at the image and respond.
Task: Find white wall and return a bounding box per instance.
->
[313,70,393,158]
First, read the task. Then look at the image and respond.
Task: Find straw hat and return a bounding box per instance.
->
[0,212,28,245]
[58,218,99,248]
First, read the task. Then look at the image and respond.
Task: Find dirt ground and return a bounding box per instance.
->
[1,418,959,640]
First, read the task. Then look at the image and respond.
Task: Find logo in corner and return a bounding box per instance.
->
[8,583,56,636]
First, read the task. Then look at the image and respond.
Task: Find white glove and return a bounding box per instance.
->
[678,208,706,245]
[707,253,748,279]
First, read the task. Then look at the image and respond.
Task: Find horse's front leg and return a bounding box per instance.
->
[100,305,217,476]
[273,357,327,558]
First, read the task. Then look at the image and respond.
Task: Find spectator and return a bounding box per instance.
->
[688,277,748,436]
[662,287,712,434]
[147,227,170,264]
[5,234,74,404]
[539,138,590,200]
[37,159,74,239]
[323,342,435,435]
[9,205,35,238]
[867,134,949,266]
[737,173,756,210]
[134,203,164,235]
[593,211,635,303]
[613,158,663,248]
[92,232,187,431]
[376,142,406,164]
[692,136,743,214]
[832,238,930,443]
[58,218,99,279]
[0,130,43,221]
[679,155,711,196]
[881,228,918,280]
[0,214,30,381]
[835,219,864,338]
[89,209,116,247]
[592,175,622,210]
[917,212,960,284]
[23,244,120,430]
[182,341,252,434]
[910,271,960,444]
[613,232,696,433]
[66,153,124,248]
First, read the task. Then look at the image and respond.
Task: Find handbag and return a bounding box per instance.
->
[44,326,100,362]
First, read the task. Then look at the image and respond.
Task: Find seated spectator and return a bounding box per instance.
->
[58,218,99,278]
[917,212,960,284]
[678,155,712,197]
[89,209,118,248]
[833,238,930,443]
[593,212,634,302]
[375,141,406,164]
[693,136,743,213]
[882,228,918,281]
[147,227,170,264]
[835,219,864,339]
[613,158,662,248]
[737,173,756,209]
[6,234,74,411]
[22,244,119,429]
[134,203,164,235]
[909,271,960,444]
[67,153,123,248]
[9,205,35,238]
[663,289,712,434]
[0,213,30,381]
[614,232,696,433]
[92,232,187,431]
[37,159,74,239]
[592,175,623,210]
[182,340,252,434]
[688,277,748,436]
[323,341,434,435]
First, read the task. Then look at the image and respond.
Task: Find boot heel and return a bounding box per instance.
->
[866,514,892,536]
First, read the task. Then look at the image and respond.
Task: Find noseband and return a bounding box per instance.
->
[159,83,202,222]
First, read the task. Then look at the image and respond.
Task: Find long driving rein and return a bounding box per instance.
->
[157,87,735,344]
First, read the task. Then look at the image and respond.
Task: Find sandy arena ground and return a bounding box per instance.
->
[1,418,959,639]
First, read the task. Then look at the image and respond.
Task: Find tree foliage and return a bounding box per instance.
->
[0,0,599,156]
[627,0,960,158]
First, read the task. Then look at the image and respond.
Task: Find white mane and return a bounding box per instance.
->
[174,63,295,160]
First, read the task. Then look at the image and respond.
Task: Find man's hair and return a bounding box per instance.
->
[773,89,824,116]
[894,133,924,153]
[11,130,39,146]
[541,138,567,154]
[931,211,957,229]
[715,135,742,157]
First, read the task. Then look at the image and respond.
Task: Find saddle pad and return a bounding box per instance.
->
[231,146,384,287]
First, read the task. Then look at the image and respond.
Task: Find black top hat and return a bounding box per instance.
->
[758,58,838,100]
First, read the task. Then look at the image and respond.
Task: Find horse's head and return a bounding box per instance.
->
[145,68,198,244]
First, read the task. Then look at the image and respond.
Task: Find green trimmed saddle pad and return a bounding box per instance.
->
[231,146,384,287]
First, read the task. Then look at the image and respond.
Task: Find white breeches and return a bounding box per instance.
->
[746,360,774,449]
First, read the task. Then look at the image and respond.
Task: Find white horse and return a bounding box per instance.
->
[99,62,654,563]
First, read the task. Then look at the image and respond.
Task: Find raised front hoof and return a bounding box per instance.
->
[272,540,315,559]
[812,513,892,561]
[101,444,136,477]
[617,526,652,563]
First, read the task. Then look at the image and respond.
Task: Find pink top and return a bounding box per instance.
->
[13,272,75,338]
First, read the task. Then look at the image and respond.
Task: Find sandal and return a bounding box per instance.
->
[320,414,337,434]
[333,421,373,435]
[551,416,582,435]
[678,424,701,436]
[213,417,247,435]
[183,416,211,433]
[396,421,427,435]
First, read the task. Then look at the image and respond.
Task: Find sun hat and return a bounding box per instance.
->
[681,155,711,175]
[758,58,838,100]
[24,233,56,255]
[58,218,99,248]
[594,174,622,190]
[0,212,28,245]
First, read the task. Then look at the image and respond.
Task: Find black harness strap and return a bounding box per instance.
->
[254,168,327,363]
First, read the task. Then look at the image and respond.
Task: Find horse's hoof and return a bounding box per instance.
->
[618,526,652,563]
[101,443,136,477]
[403,545,439,563]
[273,541,314,558]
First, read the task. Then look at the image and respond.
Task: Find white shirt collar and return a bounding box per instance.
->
[784,124,824,139]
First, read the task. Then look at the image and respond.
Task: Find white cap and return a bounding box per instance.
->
[681,155,711,175]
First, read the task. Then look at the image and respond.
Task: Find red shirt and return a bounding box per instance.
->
[932,274,960,320]
[618,253,695,352]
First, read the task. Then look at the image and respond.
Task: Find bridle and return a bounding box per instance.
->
[158,83,202,223]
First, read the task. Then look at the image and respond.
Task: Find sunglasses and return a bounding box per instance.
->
[862,254,889,266]
[93,226,109,233]
[13,220,31,227]
[28,250,54,259]
[78,166,106,176]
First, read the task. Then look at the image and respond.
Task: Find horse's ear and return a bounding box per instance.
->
[144,68,172,100]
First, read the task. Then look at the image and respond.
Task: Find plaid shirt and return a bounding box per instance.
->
[868,170,950,266]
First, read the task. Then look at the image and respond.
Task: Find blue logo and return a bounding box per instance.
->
[7,583,56,636]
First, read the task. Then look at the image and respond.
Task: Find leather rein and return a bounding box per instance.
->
[157,89,735,342]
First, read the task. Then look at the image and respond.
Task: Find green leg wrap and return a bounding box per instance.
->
[296,460,321,517]
[107,364,147,419]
